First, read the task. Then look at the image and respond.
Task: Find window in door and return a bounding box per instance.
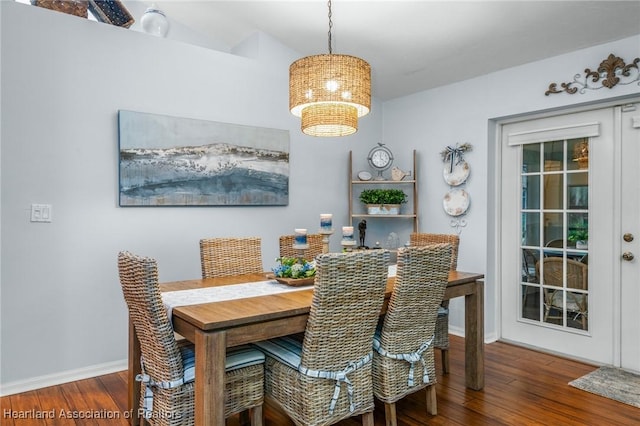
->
[520,138,589,331]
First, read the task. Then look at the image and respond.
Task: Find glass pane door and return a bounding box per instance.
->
[501,106,615,365]
[520,138,589,331]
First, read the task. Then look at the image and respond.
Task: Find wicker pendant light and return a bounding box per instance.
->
[289,1,371,137]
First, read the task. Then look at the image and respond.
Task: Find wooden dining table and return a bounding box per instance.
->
[127,270,484,426]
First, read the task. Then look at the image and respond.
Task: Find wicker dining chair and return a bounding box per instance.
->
[409,233,460,374]
[118,251,265,425]
[200,237,263,278]
[372,244,451,423]
[537,257,588,330]
[279,233,324,261]
[254,250,390,426]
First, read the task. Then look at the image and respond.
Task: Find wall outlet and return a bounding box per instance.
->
[31,204,52,223]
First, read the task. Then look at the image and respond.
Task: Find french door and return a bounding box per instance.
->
[500,103,640,370]
[620,104,640,372]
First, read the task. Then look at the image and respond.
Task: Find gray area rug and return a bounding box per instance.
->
[569,366,640,408]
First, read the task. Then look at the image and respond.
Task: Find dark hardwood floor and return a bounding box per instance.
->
[2,336,638,425]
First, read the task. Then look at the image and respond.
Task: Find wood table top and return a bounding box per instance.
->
[160,270,484,331]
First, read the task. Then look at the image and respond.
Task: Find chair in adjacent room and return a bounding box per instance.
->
[200,237,263,278]
[118,251,265,425]
[522,248,539,283]
[254,250,390,426]
[537,256,589,330]
[409,233,460,373]
[545,238,565,249]
[278,233,324,261]
[372,244,451,424]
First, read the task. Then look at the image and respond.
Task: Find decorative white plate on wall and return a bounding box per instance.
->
[443,160,470,186]
[443,188,470,216]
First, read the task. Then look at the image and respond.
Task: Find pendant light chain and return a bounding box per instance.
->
[327,0,333,54]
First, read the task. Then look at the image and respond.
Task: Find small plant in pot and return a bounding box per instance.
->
[568,229,588,249]
[359,189,408,215]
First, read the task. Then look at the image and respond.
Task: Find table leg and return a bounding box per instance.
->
[128,317,141,425]
[464,279,485,390]
[195,329,226,426]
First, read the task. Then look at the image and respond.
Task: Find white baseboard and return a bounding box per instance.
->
[448,325,498,344]
[0,359,127,397]
[484,330,498,343]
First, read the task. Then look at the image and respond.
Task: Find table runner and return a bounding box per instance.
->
[388,264,396,277]
[162,265,397,319]
[162,279,310,318]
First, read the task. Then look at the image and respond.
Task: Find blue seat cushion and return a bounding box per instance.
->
[181,344,265,384]
[252,337,302,370]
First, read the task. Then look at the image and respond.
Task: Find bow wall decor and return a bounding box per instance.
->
[441,143,473,234]
[545,53,640,96]
[440,143,472,173]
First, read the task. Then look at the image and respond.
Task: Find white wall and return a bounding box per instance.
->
[382,34,640,340]
[0,2,382,391]
[2,0,639,393]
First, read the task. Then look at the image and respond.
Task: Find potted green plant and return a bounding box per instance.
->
[359,189,408,215]
[568,229,588,249]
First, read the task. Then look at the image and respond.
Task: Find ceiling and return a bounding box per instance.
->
[149,1,640,100]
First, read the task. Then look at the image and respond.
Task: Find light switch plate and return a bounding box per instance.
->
[31,204,52,223]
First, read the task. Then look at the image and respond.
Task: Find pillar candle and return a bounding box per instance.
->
[342,226,354,240]
[320,213,333,231]
[294,228,308,245]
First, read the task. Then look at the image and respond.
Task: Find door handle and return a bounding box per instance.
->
[622,252,635,261]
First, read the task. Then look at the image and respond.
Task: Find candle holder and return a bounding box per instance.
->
[341,238,357,252]
[319,228,334,253]
[294,247,308,259]
[291,243,309,261]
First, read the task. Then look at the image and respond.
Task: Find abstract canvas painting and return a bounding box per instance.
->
[118,111,289,206]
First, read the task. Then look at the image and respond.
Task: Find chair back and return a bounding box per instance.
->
[200,237,263,278]
[379,244,451,348]
[279,234,324,261]
[300,250,389,392]
[301,249,389,375]
[538,257,588,290]
[117,251,183,384]
[410,233,459,270]
[522,248,539,282]
[373,244,451,398]
[545,239,564,248]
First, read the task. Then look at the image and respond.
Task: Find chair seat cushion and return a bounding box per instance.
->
[549,291,586,313]
[255,337,374,416]
[137,344,263,420]
[252,337,302,370]
[181,344,265,384]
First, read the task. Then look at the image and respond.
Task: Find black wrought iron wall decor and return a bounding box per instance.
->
[545,53,640,96]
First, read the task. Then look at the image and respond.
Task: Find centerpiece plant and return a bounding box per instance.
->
[272,257,316,279]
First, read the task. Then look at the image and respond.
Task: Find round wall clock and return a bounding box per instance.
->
[367,143,394,180]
